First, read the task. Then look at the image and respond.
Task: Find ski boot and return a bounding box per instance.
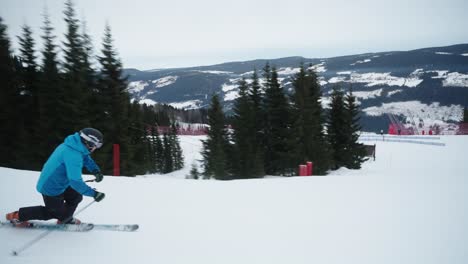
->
[5,211,31,227]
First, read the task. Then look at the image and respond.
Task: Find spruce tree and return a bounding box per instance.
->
[290,65,307,165]
[0,17,21,167]
[142,105,165,173]
[170,123,184,170]
[248,69,265,177]
[231,78,255,178]
[262,63,273,174]
[96,23,131,175]
[38,11,62,161]
[126,101,148,175]
[162,133,173,173]
[80,18,99,125]
[17,25,39,93]
[153,126,164,173]
[343,86,367,169]
[61,0,89,132]
[17,24,41,169]
[81,19,95,78]
[263,65,293,175]
[327,86,347,169]
[201,95,230,180]
[148,125,157,173]
[291,64,332,175]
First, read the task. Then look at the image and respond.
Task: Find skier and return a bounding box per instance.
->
[5,128,106,226]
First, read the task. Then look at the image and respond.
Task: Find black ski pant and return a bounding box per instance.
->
[18,187,83,222]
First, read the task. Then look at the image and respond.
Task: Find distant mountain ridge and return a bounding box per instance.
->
[123,44,468,132]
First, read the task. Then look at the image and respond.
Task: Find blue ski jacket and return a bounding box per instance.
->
[36,132,100,197]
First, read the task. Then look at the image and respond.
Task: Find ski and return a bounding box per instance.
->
[1,221,138,232]
[0,221,94,232]
[91,223,139,232]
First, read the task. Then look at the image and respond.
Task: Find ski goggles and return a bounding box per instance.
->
[80,132,103,149]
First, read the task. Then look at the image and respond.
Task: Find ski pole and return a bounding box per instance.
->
[11,200,97,257]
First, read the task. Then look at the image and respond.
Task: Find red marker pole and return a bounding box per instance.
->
[299,165,307,176]
[113,144,120,176]
[306,162,313,176]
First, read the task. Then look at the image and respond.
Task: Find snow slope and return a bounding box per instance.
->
[1,135,468,264]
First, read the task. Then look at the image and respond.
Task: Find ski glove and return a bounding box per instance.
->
[94,191,105,202]
[93,171,104,182]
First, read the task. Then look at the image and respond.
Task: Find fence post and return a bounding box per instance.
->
[113,144,120,176]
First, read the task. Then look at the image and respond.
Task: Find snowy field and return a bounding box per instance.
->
[1,135,468,264]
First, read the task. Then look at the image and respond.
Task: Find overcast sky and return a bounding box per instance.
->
[1,0,467,70]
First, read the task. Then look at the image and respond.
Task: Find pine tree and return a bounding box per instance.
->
[263,65,293,175]
[343,86,367,169]
[231,78,255,178]
[201,95,231,180]
[0,17,21,167]
[291,64,332,175]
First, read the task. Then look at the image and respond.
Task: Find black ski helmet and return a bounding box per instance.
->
[79,128,103,150]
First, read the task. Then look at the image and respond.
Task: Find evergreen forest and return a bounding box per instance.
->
[201,64,368,180]
[0,1,185,176]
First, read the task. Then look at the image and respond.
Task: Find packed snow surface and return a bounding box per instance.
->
[1,135,468,264]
